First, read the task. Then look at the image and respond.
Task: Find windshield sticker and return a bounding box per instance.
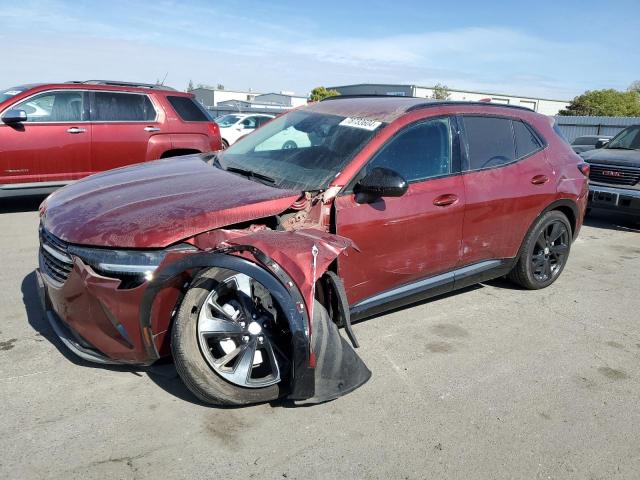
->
[338,117,382,131]
[3,90,22,96]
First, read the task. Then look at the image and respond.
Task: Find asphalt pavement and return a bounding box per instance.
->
[1,197,639,480]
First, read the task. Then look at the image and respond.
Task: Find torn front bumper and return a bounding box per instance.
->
[38,243,370,403]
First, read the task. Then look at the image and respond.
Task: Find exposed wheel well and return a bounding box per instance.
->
[543,201,578,237]
[160,149,201,158]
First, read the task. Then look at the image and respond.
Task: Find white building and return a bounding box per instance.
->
[254,93,308,108]
[191,88,308,109]
[191,87,262,108]
[328,83,569,115]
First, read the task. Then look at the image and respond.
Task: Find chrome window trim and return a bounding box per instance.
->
[1,88,159,124]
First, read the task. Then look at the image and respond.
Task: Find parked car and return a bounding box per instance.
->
[570,135,612,154]
[0,80,222,198]
[37,97,588,406]
[580,125,640,218]
[216,113,274,148]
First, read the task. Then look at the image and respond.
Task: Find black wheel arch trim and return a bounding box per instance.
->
[139,246,316,400]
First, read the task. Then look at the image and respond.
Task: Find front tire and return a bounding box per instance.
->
[508,211,572,290]
[172,268,292,406]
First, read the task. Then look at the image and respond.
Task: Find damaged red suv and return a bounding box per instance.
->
[37,97,588,405]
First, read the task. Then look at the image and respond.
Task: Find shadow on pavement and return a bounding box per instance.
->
[0,195,47,214]
[584,210,640,233]
[21,270,205,406]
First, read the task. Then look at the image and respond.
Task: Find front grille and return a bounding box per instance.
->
[588,163,640,186]
[39,227,73,284]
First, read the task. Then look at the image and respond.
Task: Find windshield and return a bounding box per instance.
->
[216,114,242,128]
[217,109,383,191]
[0,86,26,103]
[606,126,640,150]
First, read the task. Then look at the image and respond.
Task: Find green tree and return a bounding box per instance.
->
[559,88,640,116]
[431,83,451,100]
[309,86,340,102]
[628,80,640,93]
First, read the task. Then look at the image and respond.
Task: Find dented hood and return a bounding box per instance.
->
[42,155,300,248]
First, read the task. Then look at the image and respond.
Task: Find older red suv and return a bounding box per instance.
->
[0,80,222,197]
[36,97,588,406]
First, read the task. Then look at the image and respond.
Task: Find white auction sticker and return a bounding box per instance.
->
[338,117,382,131]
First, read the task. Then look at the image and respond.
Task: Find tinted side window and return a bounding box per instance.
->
[167,96,210,122]
[14,91,84,122]
[513,120,542,158]
[366,117,452,182]
[462,116,515,170]
[93,92,155,121]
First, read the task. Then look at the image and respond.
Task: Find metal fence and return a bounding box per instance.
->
[554,116,640,143]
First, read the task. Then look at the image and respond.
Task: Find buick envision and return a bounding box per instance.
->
[36,96,588,405]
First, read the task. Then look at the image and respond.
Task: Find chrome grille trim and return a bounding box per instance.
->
[39,227,73,284]
[588,163,640,186]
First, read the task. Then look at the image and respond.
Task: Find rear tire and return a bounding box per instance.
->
[221,139,229,150]
[508,211,572,290]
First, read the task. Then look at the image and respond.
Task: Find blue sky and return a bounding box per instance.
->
[1,0,639,99]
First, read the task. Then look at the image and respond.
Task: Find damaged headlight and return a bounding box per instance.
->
[68,243,198,288]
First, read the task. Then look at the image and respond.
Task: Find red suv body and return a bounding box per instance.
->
[0,81,222,197]
[36,97,588,405]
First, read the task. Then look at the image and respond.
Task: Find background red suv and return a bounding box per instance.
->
[0,80,222,197]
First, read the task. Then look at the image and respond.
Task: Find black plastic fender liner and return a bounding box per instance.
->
[296,301,371,405]
[139,248,315,400]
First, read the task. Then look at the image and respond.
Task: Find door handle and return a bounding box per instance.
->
[66,127,86,134]
[433,193,459,207]
[531,174,549,185]
[144,126,160,132]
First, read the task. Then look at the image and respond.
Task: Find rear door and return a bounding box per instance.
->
[335,116,465,305]
[0,89,91,185]
[89,91,159,171]
[459,115,554,264]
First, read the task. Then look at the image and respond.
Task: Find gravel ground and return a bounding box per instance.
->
[1,197,639,480]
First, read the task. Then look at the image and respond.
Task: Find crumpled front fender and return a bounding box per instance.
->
[139,228,370,403]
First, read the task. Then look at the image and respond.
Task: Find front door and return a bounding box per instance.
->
[334,116,465,306]
[0,90,91,185]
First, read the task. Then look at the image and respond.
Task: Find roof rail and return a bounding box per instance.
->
[405,100,536,113]
[65,80,176,91]
[320,94,416,101]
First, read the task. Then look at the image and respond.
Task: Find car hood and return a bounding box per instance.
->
[42,155,301,248]
[581,148,640,167]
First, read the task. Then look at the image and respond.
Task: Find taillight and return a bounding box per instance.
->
[207,122,220,137]
[577,162,590,177]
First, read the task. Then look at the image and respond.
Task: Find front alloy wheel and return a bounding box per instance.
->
[172,268,292,405]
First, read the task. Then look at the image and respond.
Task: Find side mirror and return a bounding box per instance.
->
[595,139,609,149]
[354,167,408,199]
[2,109,27,124]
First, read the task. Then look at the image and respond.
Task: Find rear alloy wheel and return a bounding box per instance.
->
[508,211,572,289]
[172,268,292,405]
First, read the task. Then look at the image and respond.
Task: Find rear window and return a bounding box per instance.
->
[513,120,542,158]
[93,92,156,121]
[461,116,516,170]
[167,96,211,122]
